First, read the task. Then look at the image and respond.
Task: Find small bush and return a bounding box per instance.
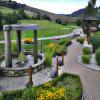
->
[45,53,52,67]
[92,36,100,51]
[82,55,91,64]
[58,38,72,46]
[82,47,92,55]
[77,38,85,44]
[95,48,100,66]
[56,46,66,56]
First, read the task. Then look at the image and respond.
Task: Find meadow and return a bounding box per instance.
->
[0,20,76,40]
[0,20,76,55]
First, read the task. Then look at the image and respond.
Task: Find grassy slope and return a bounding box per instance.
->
[19,20,74,38]
[0,6,14,14]
[0,6,34,17]
[0,20,75,40]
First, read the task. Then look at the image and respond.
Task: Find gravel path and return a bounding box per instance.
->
[64,40,100,100]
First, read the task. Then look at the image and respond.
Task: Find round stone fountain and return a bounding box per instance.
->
[0,24,45,76]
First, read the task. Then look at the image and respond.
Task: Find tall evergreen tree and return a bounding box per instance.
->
[84,0,97,17]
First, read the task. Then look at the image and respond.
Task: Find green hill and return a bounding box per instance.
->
[0,6,14,14]
[0,20,76,40]
[0,0,77,23]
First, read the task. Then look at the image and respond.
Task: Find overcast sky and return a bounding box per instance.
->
[12,0,100,14]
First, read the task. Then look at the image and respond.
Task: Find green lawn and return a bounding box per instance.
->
[0,20,75,40]
[0,6,14,14]
[19,20,75,38]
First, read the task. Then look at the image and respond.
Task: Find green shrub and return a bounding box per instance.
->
[82,55,91,64]
[77,38,85,44]
[92,36,100,51]
[1,73,83,100]
[45,53,52,67]
[18,52,27,63]
[95,48,100,66]
[21,88,36,100]
[56,45,66,56]
[82,47,92,55]
[58,38,72,46]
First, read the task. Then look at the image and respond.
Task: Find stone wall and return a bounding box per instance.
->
[0,53,45,77]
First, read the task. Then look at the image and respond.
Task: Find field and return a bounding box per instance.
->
[0,20,76,40]
[0,6,14,14]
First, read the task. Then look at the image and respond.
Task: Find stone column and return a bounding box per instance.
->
[33,30,38,64]
[4,31,12,67]
[16,30,21,55]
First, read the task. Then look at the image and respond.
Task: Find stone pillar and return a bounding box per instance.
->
[4,31,12,67]
[33,30,38,64]
[16,30,21,55]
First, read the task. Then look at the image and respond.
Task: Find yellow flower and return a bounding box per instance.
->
[48,43,57,48]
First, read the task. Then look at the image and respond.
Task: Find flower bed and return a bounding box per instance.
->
[0,73,83,100]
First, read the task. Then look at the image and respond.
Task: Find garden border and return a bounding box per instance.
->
[77,55,100,72]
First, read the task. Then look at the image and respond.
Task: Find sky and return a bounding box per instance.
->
[12,0,100,14]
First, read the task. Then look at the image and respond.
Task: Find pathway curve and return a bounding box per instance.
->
[64,40,100,100]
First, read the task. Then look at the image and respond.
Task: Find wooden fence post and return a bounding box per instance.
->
[62,50,64,65]
[28,66,33,87]
[56,57,58,76]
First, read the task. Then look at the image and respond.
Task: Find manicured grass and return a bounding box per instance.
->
[19,20,74,38]
[0,20,75,40]
[1,73,83,100]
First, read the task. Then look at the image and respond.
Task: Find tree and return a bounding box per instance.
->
[0,11,3,26]
[17,9,27,19]
[4,11,18,24]
[55,19,62,24]
[76,19,82,26]
[41,14,51,21]
[35,12,41,20]
[84,0,97,17]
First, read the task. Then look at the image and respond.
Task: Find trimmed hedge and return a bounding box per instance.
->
[95,48,100,66]
[82,55,91,64]
[92,36,100,51]
[58,38,72,46]
[56,45,67,56]
[77,38,85,44]
[82,47,92,55]
[0,73,83,100]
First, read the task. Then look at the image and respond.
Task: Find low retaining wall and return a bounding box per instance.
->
[0,52,45,77]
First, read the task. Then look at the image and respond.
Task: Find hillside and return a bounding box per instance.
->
[0,0,77,23]
[67,8,85,17]
[67,7,100,18]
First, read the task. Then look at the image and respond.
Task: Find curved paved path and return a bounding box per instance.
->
[64,40,100,100]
